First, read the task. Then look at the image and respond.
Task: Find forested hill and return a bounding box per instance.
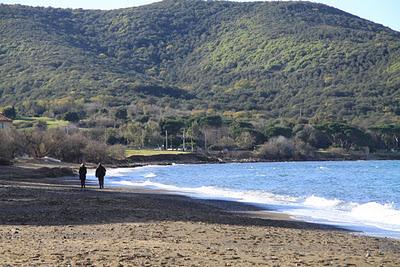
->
[1,0,399,124]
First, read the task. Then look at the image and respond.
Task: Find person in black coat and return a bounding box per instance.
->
[79,163,87,189]
[95,163,106,189]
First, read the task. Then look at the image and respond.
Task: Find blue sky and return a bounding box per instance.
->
[1,0,399,31]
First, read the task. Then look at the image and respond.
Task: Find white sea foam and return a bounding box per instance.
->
[350,202,400,230]
[139,164,172,169]
[106,167,136,176]
[89,165,169,178]
[111,179,297,204]
[288,197,400,235]
[144,172,157,178]
[111,178,400,237]
[303,195,342,208]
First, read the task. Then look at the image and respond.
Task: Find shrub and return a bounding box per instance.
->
[215,136,237,150]
[0,128,19,159]
[19,128,63,158]
[2,128,125,163]
[64,111,80,123]
[107,145,125,160]
[82,140,110,163]
[34,120,48,130]
[294,139,315,159]
[258,136,294,160]
[54,132,87,162]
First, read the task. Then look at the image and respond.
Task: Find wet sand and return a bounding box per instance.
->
[1,175,400,266]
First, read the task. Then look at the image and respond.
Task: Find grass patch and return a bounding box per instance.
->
[13,116,70,129]
[125,149,191,157]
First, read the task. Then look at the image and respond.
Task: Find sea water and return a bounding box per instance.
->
[87,160,400,239]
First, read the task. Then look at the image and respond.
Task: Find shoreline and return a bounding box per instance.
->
[93,177,400,241]
[3,153,399,169]
[89,162,400,240]
[114,152,400,168]
[3,159,400,239]
[1,175,400,265]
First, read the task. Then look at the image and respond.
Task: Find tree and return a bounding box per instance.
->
[186,121,201,150]
[229,121,253,137]
[371,124,400,150]
[159,119,185,136]
[235,131,256,150]
[2,106,16,119]
[198,115,223,128]
[123,122,145,148]
[315,122,373,150]
[143,121,162,147]
[265,125,292,139]
[64,112,80,123]
[214,136,237,150]
[295,125,331,149]
[115,108,128,121]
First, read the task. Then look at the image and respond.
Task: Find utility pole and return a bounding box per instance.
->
[204,130,207,152]
[182,129,186,151]
[188,128,194,152]
[165,130,168,150]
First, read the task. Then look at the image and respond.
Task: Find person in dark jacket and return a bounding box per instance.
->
[79,163,87,189]
[95,163,106,189]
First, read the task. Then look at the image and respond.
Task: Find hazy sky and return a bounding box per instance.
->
[1,0,399,31]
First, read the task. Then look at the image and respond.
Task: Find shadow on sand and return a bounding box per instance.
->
[0,177,350,233]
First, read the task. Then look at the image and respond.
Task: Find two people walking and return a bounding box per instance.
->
[78,163,107,189]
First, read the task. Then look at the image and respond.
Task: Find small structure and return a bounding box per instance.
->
[0,114,12,129]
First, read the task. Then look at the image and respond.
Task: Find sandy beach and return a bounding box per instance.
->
[1,167,400,266]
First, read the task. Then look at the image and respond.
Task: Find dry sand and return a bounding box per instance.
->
[1,169,400,266]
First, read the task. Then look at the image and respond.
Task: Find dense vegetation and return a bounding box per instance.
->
[0,0,399,124]
[0,0,399,162]
[0,127,125,163]
[1,116,399,163]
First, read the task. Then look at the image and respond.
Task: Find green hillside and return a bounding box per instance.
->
[0,0,399,124]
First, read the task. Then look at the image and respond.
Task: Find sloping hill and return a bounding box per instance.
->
[0,0,399,123]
